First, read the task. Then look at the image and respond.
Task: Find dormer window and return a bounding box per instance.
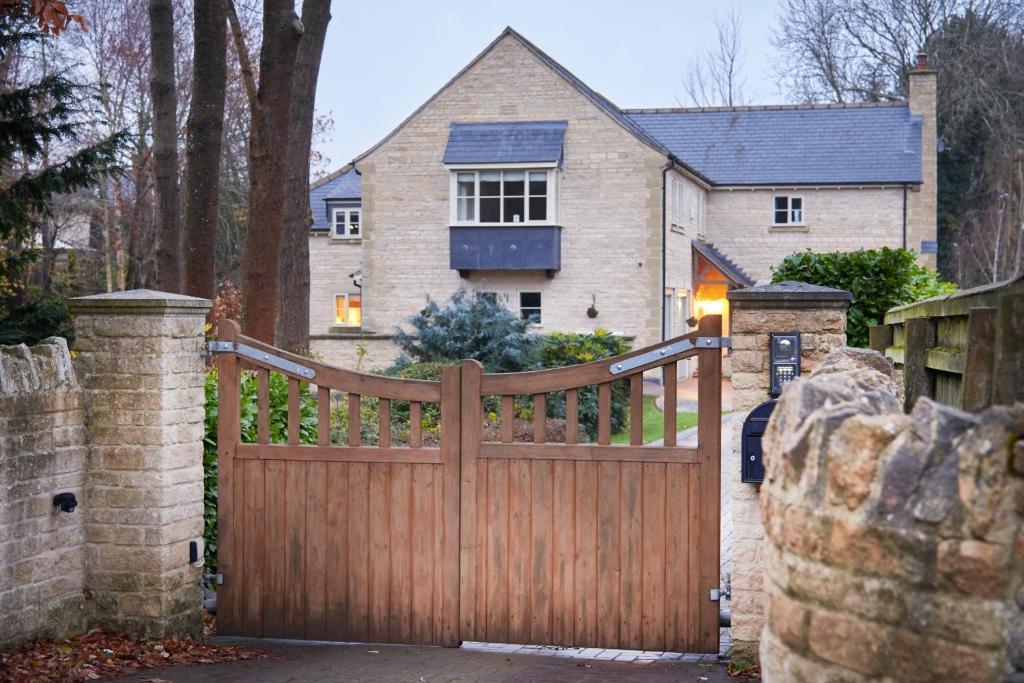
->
[331,207,361,238]
[451,169,554,225]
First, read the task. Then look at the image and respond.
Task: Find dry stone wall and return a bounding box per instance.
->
[760,347,1023,682]
[0,338,88,649]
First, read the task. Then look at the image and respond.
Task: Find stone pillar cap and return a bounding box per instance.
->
[727,281,852,309]
[69,289,212,315]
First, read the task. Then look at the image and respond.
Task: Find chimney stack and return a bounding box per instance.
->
[907,49,938,269]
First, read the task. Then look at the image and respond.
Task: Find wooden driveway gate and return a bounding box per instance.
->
[212,316,724,653]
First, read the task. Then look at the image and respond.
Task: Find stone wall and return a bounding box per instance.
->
[725,282,852,659]
[760,348,1023,682]
[0,290,211,650]
[0,338,88,649]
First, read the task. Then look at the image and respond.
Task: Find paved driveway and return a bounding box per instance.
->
[115,639,733,683]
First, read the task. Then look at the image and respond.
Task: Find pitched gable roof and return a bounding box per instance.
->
[692,240,755,287]
[627,104,923,185]
[309,166,360,231]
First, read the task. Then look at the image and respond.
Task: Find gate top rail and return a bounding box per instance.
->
[213,320,440,402]
[480,320,727,395]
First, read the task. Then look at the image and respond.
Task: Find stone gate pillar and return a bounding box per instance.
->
[724,281,851,659]
[70,289,211,637]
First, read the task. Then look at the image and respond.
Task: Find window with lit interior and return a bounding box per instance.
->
[335,293,361,326]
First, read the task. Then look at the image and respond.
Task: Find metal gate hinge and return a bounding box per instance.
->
[203,573,224,585]
[610,336,731,375]
[709,588,721,602]
[205,341,317,380]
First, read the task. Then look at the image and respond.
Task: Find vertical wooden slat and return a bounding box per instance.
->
[696,314,722,653]
[241,459,264,637]
[502,395,515,443]
[486,457,510,642]
[551,461,575,645]
[367,463,390,641]
[868,323,893,354]
[263,460,286,637]
[409,402,422,449]
[665,464,689,653]
[347,463,370,641]
[432,464,445,644]
[529,460,553,644]
[596,461,620,647]
[962,307,997,411]
[459,361,483,640]
[389,463,413,642]
[474,457,488,640]
[256,367,270,444]
[904,317,936,411]
[533,393,546,443]
[215,326,241,633]
[305,461,328,640]
[565,388,579,445]
[284,461,307,637]
[663,362,677,446]
[597,383,611,445]
[993,292,1024,406]
[411,464,434,643]
[641,463,666,650]
[619,461,642,649]
[629,374,643,446]
[348,393,362,447]
[687,466,701,649]
[439,366,462,646]
[287,379,300,445]
[325,462,348,641]
[317,385,330,446]
[509,458,531,643]
[378,398,391,447]
[574,462,598,646]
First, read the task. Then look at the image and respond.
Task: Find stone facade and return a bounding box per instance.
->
[0,338,88,649]
[759,348,1023,682]
[707,187,905,285]
[0,290,212,649]
[725,282,852,659]
[907,60,938,270]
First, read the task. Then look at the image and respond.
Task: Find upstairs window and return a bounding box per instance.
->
[773,196,803,226]
[335,293,362,326]
[452,170,551,225]
[332,207,361,238]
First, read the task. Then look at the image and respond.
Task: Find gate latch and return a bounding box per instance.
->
[709,588,721,602]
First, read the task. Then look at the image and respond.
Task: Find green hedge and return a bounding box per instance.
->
[771,247,955,347]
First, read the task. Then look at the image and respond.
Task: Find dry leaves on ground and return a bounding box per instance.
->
[0,628,264,682]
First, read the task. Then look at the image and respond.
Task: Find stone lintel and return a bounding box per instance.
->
[728,281,852,310]
[69,289,211,316]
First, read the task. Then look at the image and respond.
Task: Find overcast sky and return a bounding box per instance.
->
[312,0,786,170]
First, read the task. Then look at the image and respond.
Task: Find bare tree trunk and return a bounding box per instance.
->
[239,0,303,342]
[183,0,227,302]
[148,0,181,292]
[276,0,331,351]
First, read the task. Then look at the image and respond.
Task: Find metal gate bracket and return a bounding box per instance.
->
[206,341,317,380]
[610,337,731,375]
[709,588,721,602]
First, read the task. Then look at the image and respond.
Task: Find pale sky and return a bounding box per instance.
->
[313,0,786,170]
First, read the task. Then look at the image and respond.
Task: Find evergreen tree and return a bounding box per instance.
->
[0,2,128,318]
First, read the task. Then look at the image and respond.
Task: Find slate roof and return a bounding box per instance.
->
[626,105,922,185]
[443,121,568,164]
[692,240,755,287]
[309,167,360,231]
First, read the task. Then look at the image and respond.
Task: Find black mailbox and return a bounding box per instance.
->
[741,399,777,484]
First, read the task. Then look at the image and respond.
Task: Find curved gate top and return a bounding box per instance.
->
[213,315,724,654]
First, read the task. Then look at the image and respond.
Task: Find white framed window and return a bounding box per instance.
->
[773,196,804,226]
[519,291,542,323]
[331,207,361,238]
[451,169,554,225]
[671,177,683,226]
[334,292,362,326]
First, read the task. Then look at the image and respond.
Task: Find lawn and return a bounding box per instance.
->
[611,394,699,445]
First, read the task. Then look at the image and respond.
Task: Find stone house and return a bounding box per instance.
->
[308,27,936,368]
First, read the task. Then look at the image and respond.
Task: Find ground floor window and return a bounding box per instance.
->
[519,292,541,323]
[335,293,362,326]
